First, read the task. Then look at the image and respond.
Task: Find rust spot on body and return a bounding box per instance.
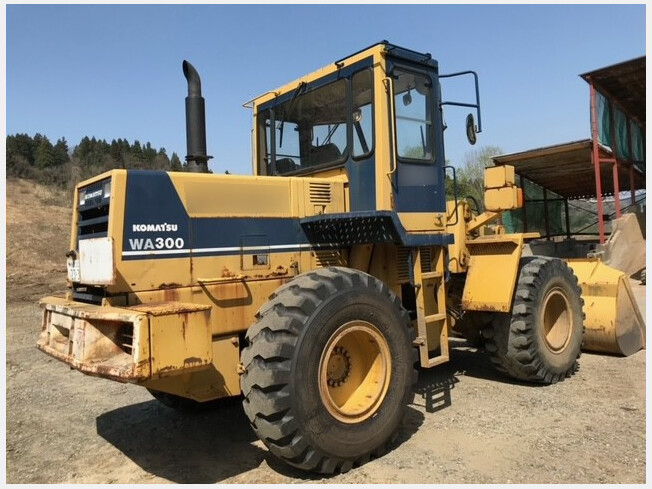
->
[184,356,203,366]
[163,287,179,302]
[128,301,210,316]
[181,313,189,341]
[158,365,178,373]
[267,265,289,277]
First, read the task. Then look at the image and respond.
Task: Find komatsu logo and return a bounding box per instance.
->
[132,223,179,232]
[85,189,103,199]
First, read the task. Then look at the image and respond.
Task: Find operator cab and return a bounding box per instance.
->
[249,41,480,214]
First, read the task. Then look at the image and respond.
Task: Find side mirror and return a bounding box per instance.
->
[466,113,477,145]
[403,89,412,106]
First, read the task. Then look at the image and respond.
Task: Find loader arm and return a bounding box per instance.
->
[451,165,645,357]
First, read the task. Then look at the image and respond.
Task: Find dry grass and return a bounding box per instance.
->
[6,178,72,302]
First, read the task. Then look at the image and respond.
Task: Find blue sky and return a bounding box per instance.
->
[5,3,646,175]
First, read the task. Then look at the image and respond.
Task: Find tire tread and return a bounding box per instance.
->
[241,267,417,473]
[483,257,584,384]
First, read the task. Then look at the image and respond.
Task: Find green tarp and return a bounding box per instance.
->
[595,92,644,173]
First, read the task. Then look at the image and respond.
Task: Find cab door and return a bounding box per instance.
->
[388,63,446,214]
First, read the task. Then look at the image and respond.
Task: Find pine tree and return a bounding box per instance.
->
[8,134,35,165]
[53,138,70,166]
[74,136,91,160]
[170,152,183,171]
[35,137,56,169]
[110,139,124,167]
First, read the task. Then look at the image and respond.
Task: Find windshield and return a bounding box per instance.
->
[259,69,374,176]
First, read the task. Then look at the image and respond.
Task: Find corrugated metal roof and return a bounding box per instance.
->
[492,57,646,201]
[492,140,646,199]
[580,56,645,125]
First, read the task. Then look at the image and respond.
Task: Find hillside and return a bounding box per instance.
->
[6,178,72,303]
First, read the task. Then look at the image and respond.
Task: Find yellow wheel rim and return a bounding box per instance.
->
[318,320,391,424]
[541,287,572,352]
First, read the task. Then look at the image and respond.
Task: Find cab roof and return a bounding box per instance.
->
[245,41,436,108]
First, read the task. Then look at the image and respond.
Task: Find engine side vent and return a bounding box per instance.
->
[396,247,433,283]
[309,182,332,204]
[396,247,411,282]
[420,247,433,273]
[314,250,344,267]
[118,323,134,355]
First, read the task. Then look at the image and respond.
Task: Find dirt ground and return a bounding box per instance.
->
[5,179,647,484]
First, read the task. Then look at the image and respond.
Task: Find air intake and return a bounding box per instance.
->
[309,182,332,204]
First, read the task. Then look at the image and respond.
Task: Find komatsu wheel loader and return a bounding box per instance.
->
[37,41,645,474]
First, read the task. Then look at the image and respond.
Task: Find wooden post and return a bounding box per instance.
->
[543,187,550,240]
[613,162,621,218]
[565,198,571,240]
[630,165,636,209]
[627,115,636,207]
[521,178,528,233]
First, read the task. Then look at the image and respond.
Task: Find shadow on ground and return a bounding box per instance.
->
[96,341,552,482]
[96,397,264,483]
[413,339,547,413]
[97,398,425,482]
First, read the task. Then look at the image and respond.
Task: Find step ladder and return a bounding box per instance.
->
[411,247,449,368]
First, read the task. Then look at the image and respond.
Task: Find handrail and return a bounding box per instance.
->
[383,77,398,184]
[444,165,459,226]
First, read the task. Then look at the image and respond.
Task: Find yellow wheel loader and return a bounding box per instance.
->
[36,41,644,474]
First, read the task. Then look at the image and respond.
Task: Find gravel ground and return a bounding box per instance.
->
[6,282,646,484]
[4,179,646,483]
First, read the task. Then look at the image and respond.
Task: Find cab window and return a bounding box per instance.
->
[270,79,347,175]
[258,67,375,176]
[393,69,434,162]
[352,69,374,159]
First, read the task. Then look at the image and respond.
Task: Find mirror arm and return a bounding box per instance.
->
[439,70,482,133]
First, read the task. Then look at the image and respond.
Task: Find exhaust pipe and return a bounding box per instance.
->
[183,60,212,173]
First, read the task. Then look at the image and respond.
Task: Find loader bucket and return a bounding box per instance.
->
[566,259,645,356]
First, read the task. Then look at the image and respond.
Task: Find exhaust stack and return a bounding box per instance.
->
[183,60,212,173]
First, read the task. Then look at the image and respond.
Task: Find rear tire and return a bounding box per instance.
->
[241,267,417,474]
[483,257,584,384]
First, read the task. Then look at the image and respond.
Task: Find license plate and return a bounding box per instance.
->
[67,258,81,282]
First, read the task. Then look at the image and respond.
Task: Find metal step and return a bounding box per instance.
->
[421,271,443,281]
[412,247,449,369]
[424,312,446,324]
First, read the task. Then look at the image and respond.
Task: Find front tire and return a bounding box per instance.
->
[483,257,584,384]
[241,267,417,474]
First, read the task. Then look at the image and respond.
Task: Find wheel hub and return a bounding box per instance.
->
[326,346,352,387]
[318,320,391,424]
[541,287,572,352]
